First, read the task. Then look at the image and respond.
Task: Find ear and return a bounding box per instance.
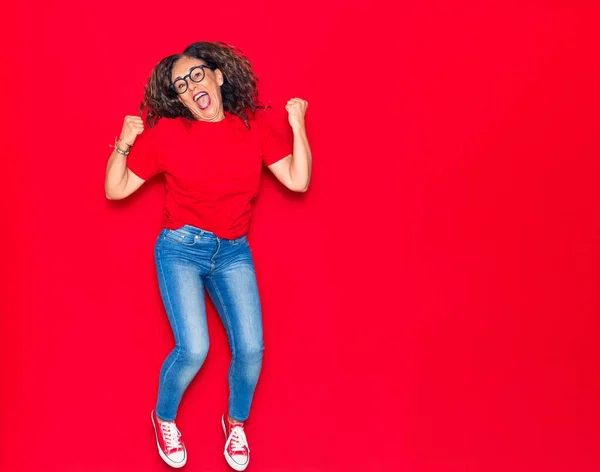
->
[214,68,224,86]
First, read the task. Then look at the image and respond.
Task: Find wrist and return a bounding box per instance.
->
[114,145,130,156]
[112,136,132,155]
[118,136,133,148]
[291,122,306,133]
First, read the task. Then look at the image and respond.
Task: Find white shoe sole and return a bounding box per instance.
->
[222,416,249,471]
[151,411,187,469]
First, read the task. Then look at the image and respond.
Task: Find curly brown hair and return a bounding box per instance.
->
[140,41,265,128]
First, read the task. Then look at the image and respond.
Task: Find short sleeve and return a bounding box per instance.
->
[126,120,165,181]
[259,110,292,167]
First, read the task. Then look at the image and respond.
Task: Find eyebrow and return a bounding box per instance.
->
[173,64,205,81]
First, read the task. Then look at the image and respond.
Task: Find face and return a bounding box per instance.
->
[171,56,224,122]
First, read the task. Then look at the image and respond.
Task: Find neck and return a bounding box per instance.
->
[195,108,225,122]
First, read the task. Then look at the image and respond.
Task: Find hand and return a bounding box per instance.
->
[119,115,144,147]
[286,98,308,130]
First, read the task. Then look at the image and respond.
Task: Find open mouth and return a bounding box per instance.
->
[193,91,211,110]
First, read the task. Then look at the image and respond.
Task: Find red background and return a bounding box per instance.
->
[1,1,599,471]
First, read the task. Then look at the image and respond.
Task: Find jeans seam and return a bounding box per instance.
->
[206,277,238,415]
[156,248,182,401]
[207,278,236,355]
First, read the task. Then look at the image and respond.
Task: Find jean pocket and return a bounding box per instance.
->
[163,228,198,246]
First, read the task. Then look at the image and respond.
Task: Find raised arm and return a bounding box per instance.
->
[267,98,312,193]
[105,116,147,200]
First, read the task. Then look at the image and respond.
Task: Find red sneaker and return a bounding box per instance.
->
[151,410,187,468]
[222,414,250,471]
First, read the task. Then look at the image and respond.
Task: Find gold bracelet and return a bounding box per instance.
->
[109,136,132,148]
[118,137,133,148]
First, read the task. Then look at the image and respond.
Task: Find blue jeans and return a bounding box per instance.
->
[153,225,264,422]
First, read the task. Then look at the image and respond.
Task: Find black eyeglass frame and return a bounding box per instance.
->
[170,65,214,94]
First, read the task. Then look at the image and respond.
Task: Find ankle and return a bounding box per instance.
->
[157,415,172,425]
[228,414,244,425]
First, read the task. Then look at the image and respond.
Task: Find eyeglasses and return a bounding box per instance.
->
[170,65,213,95]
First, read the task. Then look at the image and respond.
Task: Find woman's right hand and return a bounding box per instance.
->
[119,115,144,147]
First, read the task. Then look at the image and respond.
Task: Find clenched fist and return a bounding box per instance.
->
[119,116,144,147]
[286,98,308,131]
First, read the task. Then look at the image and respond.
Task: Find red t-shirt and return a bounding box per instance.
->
[126,109,291,239]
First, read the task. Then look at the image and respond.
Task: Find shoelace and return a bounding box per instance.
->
[229,425,249,453]
[160,421,183,451]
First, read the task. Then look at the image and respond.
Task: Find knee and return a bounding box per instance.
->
[179,343,209,369]
[234,343,264,364]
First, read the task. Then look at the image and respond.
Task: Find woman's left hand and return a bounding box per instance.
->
[286,98,308,130]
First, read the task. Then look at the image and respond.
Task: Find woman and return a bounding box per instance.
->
[104,41,311,470]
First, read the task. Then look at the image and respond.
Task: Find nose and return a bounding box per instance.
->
[188,80,199,94]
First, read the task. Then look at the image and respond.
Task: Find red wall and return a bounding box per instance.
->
[1,1,599,471]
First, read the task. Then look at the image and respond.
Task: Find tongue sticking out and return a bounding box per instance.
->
[198,93,211,110]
